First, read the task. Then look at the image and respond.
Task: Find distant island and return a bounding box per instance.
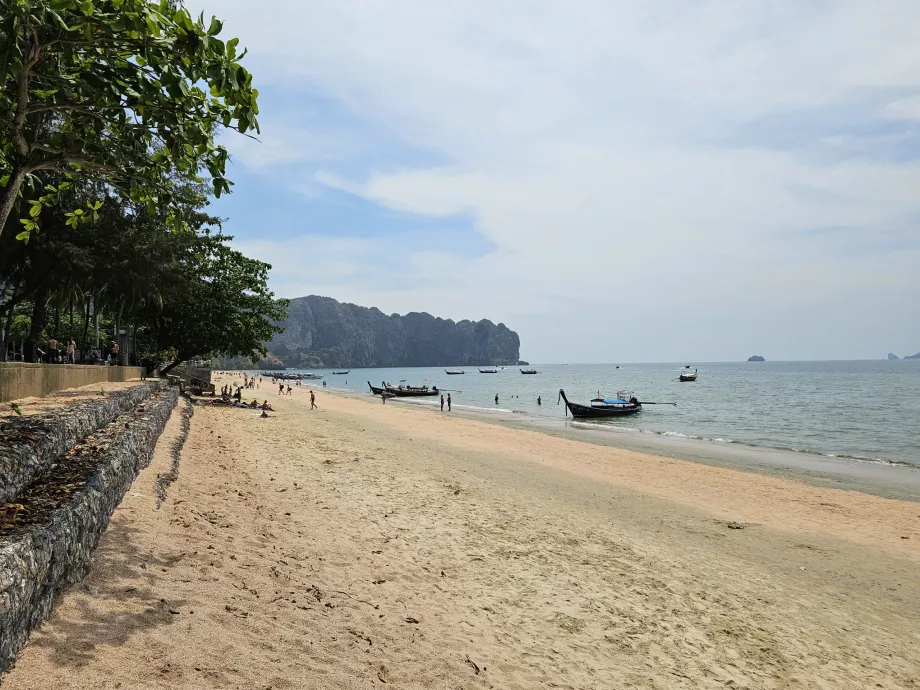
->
[220,295,521,369]
[888,353,900,360]
[906,352,920,360]
[747,355,766,362]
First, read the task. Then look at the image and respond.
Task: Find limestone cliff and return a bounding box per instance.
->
[260,296,521,369]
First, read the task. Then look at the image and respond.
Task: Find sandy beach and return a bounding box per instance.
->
[5,378,920,689]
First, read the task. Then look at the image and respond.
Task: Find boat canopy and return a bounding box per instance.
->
[602,398,629,405]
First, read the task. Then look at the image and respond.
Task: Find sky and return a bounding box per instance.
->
[190,0,920,363]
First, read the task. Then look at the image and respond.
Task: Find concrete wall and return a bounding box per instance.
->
[0,363,144,403]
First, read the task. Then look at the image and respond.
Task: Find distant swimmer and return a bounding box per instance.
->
[537,396,541,405]
[495,393,499,405]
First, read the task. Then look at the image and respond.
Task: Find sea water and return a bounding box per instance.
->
[267,361,920,468]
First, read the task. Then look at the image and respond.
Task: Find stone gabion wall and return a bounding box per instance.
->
[0,386,179,680]
[0,381,165,505]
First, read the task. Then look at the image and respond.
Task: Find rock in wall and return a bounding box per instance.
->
[0,382,164,505]
[0,386,179,679]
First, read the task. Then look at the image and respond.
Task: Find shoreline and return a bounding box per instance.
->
[310,381,920,503]
[6,375,920,688]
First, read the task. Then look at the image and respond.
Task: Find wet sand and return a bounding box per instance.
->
[5,379,920,689]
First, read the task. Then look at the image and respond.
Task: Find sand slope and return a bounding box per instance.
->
[5,382,920,689]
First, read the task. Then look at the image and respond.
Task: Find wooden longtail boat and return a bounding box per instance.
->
[558,389,642,417]
[558,390,676,418]
[368,381,440,397]
[478,368,498,374]
[445,369,465,375]
[520,369,539,374]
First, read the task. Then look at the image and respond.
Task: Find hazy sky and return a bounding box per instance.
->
[192,1,920,362]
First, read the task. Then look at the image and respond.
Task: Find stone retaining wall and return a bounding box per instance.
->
[0,386,179,680]
[0,363,145,403]
[0,381,165,505]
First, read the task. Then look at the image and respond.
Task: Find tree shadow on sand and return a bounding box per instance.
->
[20,521,188,670]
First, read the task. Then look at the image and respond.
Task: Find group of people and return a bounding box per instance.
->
[439,393,453,411]
[43,337,78,364]
[241,374,261,390]
[216,383,276,417]
[42,337,123,365]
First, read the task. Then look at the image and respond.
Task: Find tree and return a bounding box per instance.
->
[0,0,259,239]
[152,234,288,375]
[1,173,287,365]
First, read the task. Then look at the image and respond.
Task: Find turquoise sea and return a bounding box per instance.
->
[263,361,920,469]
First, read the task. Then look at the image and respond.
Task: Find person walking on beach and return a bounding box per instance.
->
[447,393,451,411]
[440,394,445,411]
[286,385,292,395]
[279,382,284,395]
[310,390,317,409]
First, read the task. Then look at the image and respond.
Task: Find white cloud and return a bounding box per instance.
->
[884,95,920,121]
[194,0,920,361]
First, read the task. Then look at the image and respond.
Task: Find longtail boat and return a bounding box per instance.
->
[520,369,539,374]
[558,390,676,418]
[368,381,439,397]
[445,369,465,375]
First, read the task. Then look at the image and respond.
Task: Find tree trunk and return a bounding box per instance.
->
[80,299,91,362]
[159,359,181,376]
[0,168,25,240]
[1,302,14,362]
[26,290,47,363]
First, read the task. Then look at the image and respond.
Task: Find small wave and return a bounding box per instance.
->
[570,421,641,434]
[568,422,739,445]
[763,444,915,468]
[454,404,515,414]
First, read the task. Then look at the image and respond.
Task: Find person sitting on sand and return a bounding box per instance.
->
[251,399,260,408]
[260,409,270,418]
[261,401,274,411]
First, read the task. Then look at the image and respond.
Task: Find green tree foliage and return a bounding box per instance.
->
[0,175,287,367]
[0,0,258,239]
[151,231,288,374]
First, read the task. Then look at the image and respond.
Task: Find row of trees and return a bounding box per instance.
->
[1,0,287,369]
